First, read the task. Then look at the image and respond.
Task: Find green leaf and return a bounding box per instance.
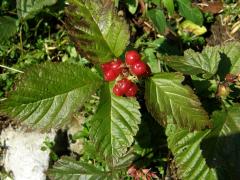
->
[0,16,18,41]
[0,62,102,131]
[178,20,207,36]
[90,83,141,166]
[145,73,210,130]
[166,123,217,180]
[65,0,129,64]
[48,156,112,180]
[201,105,240,178]
[162,0,174,16]
[177,0,203,25]
[164,46,221,79]
[126,0,138,14]
[147,9,167,34]
[17,0,57,20]
[219,41,240,75]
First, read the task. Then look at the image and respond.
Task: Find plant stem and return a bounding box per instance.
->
[19,24,23,55]
[0,65,24,73]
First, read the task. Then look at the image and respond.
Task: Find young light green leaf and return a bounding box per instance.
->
[48,156,112,180]
[147,9,167,34]
[166,123,217,180]
[90,83,141,167]
[164,46,221,79]
[0,16,18,42]
[162,0,174,16]
[17,0,57,20]
[0,62,102,131]
[177,0,203,25]
[65,0,129,64]
[219,41,240,75]
[201,105,240,178]
[126,0,138,14]
[145,73,210,130]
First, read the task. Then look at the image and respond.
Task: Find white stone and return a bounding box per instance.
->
[1,127,55,180]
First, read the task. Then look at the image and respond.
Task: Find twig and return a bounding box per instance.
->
[0,65,24,73]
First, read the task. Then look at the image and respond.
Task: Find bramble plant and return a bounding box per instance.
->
[0,0,240,179]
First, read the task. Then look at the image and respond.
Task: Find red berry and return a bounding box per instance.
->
[130,61,147,76]
[115,78,132,93]
[101,62,111,71]
[125,50,141,65]
[110,59,123,75]
[104,69,118,81]
[144,64,152,77]
[125,83,138,97]
[113,85,124,96]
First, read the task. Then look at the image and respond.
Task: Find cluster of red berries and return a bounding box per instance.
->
[101,50,151,97]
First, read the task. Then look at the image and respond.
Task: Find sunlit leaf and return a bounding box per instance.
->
[0,62,102,131]
[164,46,220,79]
[166,123,217,180]
[90,83,141,166]
[65,0,129,64]
[145,73,210,130]
[177,0,203,25]
[17,0,57,20]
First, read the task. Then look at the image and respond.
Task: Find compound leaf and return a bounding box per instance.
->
[164,46,221,79]
[17,0,57,20]
[90,83,141,167]
[145,73,210,130]
[166,123,217,180]
[65,0,129,64]
[48,156,113,180]
[0,16,18,41]
[0,62,102,131]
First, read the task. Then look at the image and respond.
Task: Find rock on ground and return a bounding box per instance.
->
[1,127,55,180]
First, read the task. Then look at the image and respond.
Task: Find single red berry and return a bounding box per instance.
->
[110,59,123,75]
[104,69,118,81]
[143,64,152,77]
[116,78,132,93]
[101,62,111,71]
[130,61,147,76]
[125,50,141,65]
[113,85,124,96]
[125,83,138,97]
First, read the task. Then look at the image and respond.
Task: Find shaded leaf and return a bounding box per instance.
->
[164,46,221,79]
[48,156,112,180]
[17,0,57,20]
[220,41,240,75]
[145,73,210,130]
[177,0,203,25]
[0,62,102,131]
[166,123,217,180]
[0,16,18,41]
[90,83,141,167]
[65,0,129,64]
[147,9,167,34]
[201,105,240,179]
